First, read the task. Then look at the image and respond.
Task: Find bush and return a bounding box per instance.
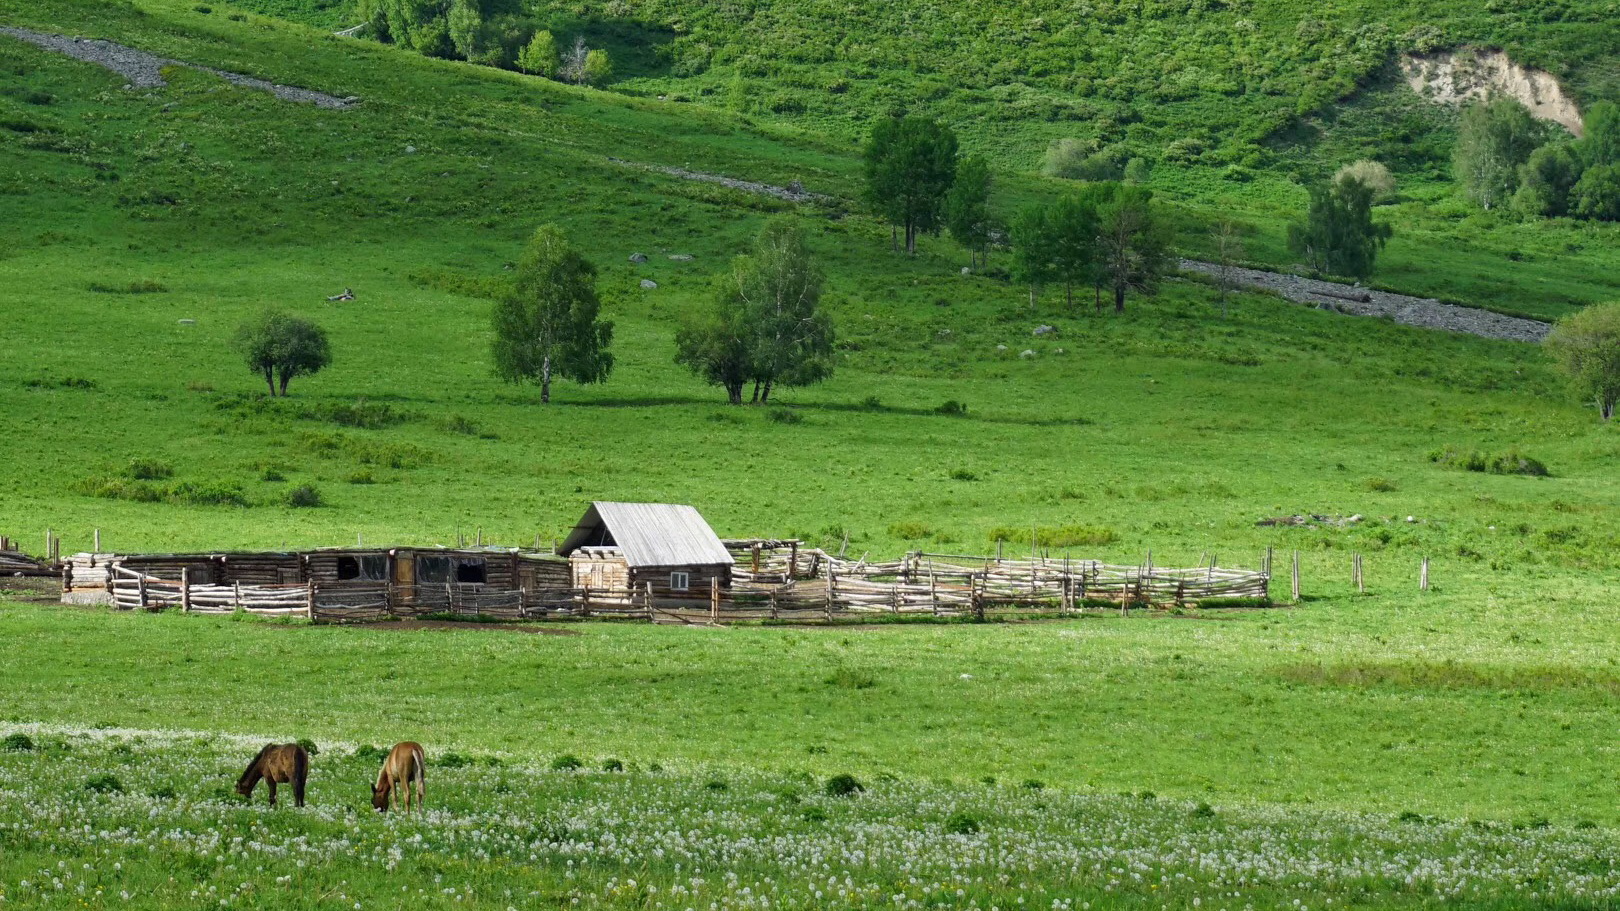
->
[948,468,979,481]
[887,521,932,540]
[935,400,967,416]
[1021,778,1045,790]
[437,751,472,768]
[826,667,876,689]
[1429,446,1548,476]
[704,778,728,791]
[126,458,174,481]
[601,758,624,772]
[296,738,319,757]
[1042,138,1125,181]
[550,754,583,771]
[766,408,803,424]
[147,785,178,799]
[1364,476,1398,492]
[352,744,389,762]
[260,466,286,482]
[943,811,981,834]
[285,485,323,508]
[2,733,34,752]
[1191,801,1217,819]
[1334,160,1396,202]
[83,773,124,794]
[345,470,375,485]
[824,773,864,797]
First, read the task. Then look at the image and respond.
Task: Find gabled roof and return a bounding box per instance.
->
[558,502,734,568]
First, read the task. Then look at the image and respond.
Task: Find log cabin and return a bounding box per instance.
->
[558,502,734,597]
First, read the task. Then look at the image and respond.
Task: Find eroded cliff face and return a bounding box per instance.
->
[1402,48,1583,137]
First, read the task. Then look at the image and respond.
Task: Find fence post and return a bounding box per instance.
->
[825,569,836,622]
[94,528,101,552]
[788,541,798,581]
[137,573,148,611]
[1264,546,1273,577]
[180,568,190,613]
[234,581,243,613]
[306,582,317,621]
[644,581,653,621]
[1291,551,1301,601]
[1354,553,1364,594]
[1420,557,1430,591]
[710,576,719,623]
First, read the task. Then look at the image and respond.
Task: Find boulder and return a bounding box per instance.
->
[1020,349,1036,358]
[640,279,658,290]
[1033,325,1055,336]
[668,254,694,262]
[629,253,648,264]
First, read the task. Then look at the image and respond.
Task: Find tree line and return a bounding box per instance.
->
[356,0,613,86]
[1455,97,1620,221]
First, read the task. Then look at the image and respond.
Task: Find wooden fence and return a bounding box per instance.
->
[102,551,1269,625]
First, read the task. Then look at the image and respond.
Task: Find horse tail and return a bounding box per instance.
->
[293,744,309,807]
[238,743,275,789]
[412,744,426,784]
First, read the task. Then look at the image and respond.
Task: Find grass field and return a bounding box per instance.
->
[5,0,1620,906]
[8,727,1619,910]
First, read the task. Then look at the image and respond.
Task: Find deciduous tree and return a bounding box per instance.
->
[491,224,614,403]
[945,155,993,269]
[1096,184,1170,312]
[863,116,958,255]
[1545,302,1620,421]
[1287,175,1392,281]
[232,310,332,397]
[1454,98,1544,210]
[518,29,558,76]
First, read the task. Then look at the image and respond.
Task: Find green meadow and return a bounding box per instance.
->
[5,0,1620,906]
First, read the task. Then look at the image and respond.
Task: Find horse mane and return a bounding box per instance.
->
[238,743,277,788]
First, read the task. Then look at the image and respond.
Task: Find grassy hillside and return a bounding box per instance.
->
[6,0,1620,857]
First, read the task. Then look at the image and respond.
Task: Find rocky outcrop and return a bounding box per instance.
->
[1402,48,1581,137]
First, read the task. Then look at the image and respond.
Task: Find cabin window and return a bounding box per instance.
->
[419,556,451,584]
[456,559,487,584]
[336,554,388,581]
[670,571,690,592]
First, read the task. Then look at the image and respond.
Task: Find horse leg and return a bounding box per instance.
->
[294,773,306,808]
[415,771,424,811]
[267,780,277,808]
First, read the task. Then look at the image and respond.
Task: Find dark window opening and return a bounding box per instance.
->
[456,559,487,584]
[337,554,388,581]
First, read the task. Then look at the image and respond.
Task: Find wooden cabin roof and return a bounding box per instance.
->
[558,502,735,568]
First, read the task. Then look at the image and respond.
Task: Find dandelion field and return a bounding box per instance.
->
[3,725,1619,911]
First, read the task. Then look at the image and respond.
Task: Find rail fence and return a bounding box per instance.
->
[107,553,1269,624]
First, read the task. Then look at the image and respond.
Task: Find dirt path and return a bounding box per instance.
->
[1180,259,1550,343]
[0,26,359,108]
[608,157,829,204]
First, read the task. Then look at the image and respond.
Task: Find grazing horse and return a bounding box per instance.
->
[371,742,426,813]
[236,743,309,807]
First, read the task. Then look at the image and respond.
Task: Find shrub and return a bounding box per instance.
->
[801,805,828,822]
[443,414,480,435]
[438,751,472,768]
[1021,778,1046,790]
[887,521,932,540]
[83,773,124,793]
[948,468,979,481]
[826,668,876,689]
[147,785,177,799]
[935,400,967,416]
[824,774,864,797]
[704,778,729,791]
[352,744,389,762]
[126,458,174,481]
[601,758,624,772]
[296,738,319,757]
[550,754,583,771]
[1364,476,1398,492]
[260,467,286,482]
[943,811,981,834]
[1334,160,1396,202]
[1191,801,1217,819]
[1429,446,1548,476]
[2,733,34,752]
[285,485,323,508]
[345,470,375,485]
[859,395,883,410]
[766,408,803,424]
[1042,138,1123,181]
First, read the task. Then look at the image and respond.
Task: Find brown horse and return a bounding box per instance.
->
[371,742,426,813]
[236,743,309,807]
